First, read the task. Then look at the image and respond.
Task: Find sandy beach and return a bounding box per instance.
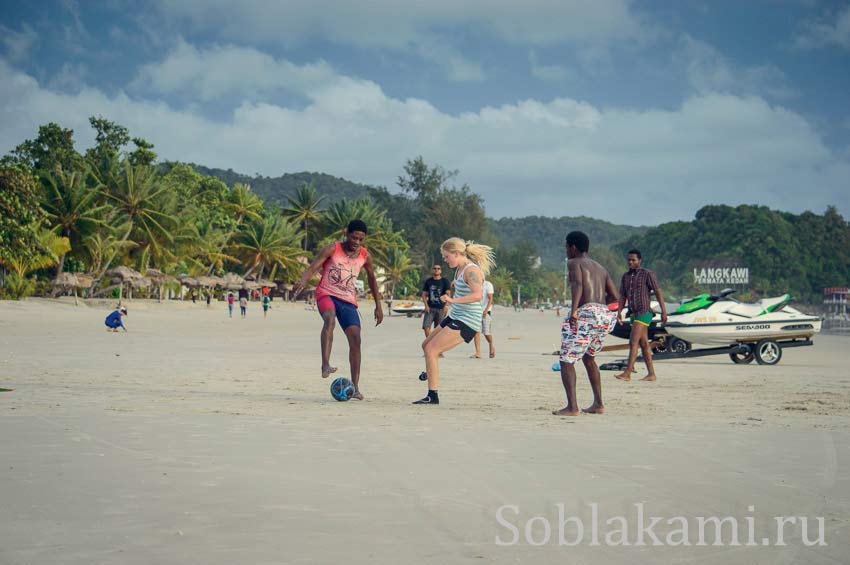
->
[1,298,848,564]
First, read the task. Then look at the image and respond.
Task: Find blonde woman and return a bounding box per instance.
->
[413,238,495,405]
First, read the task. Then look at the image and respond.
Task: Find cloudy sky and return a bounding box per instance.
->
[1,0,848,224]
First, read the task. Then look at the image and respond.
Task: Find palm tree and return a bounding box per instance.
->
[320,197,406,268]
[231,214,302,280]
[486,266,517,305]
[282,183,325,251]
[40,167,111,274]
[224,183,264,226]
[0,229,71,276]
[382,245,417,298]
[92,161,176,281]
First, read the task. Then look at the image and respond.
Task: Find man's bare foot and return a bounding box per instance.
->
[351,391,364,400]
[470,354,481,359]
[321,365,338,379]
[582,403,604,414]
[489,351,495,358]
[614,372,631,381]
[552,407,581,416]
[640,374,656,382]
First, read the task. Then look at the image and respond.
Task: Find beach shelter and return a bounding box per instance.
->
[145,268,176,302]
[106,266,144,300]
[222,272,245,290]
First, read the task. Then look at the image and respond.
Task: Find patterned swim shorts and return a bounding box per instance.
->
[560,303,617,364]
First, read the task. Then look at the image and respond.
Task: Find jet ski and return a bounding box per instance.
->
[664,289,821,346]
[392,302,425,316]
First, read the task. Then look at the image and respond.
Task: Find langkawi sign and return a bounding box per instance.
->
[693,266,749,285]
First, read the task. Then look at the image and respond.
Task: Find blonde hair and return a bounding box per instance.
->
[441,237,495,276]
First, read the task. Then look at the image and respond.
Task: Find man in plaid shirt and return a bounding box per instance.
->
[615,249,668,382]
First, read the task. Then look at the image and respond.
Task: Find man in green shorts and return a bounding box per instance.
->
[614,249,668,382]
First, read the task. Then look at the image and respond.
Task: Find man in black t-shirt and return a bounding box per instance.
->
[421,264,451,337]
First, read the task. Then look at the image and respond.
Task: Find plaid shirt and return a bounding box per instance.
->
[619,268,659,316]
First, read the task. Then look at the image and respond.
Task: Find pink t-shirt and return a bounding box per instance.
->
[315,242,368,305]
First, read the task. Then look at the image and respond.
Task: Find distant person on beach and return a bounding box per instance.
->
[553,231,619,416]
[105,306,128,332]
[206,291,211,307]
[414,238,494,405]
[293,219,384,400]
[263,294,270,318]
[472,278,495,358]
[239,295,247,318]
[421,263,451,338]
[191,290,197,304]
[614,249,668,382]
[227,292,235,318]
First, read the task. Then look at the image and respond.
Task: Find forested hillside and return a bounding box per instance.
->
[489,216,647,270]
[626,205,850,301]
[186,164,374,207]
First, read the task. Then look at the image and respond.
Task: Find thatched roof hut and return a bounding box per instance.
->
[107,266,144,282]
[52,272,80,288]
[222,272,244,289]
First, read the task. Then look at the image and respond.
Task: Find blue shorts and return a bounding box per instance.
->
[317,295,361,330]
[105,320,122,329]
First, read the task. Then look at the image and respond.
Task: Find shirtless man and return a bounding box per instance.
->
[553,231,619,416]
[293,219,383,400]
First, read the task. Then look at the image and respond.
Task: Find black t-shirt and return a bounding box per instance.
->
[422,277,451,308]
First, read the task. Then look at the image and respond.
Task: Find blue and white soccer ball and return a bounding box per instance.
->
[330,377,355,401]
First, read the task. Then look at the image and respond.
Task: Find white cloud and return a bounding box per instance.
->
[132,40,340,101]
[0,58,846,225]
[793,5,850,50]
[0,24,37,62]
[677,35,797,99]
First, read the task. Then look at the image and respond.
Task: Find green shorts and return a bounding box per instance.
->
[630,312,654,326]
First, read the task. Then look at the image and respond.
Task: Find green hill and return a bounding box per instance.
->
[626,204,850,302]
[490,216,648,270]
[188,164,375,207]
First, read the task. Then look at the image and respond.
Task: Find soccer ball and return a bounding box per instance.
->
[330,377,355,401]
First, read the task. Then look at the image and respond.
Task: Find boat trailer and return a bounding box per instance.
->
[599,336,814,371]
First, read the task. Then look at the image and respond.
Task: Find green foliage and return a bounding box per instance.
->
[282,183,326,251]
[626,204,850,302]
[4,123,84,173]
[0,166,49,267]
[489,215,647,271]
[128,138,157,167]
[185,164,374,207]
[0,273,36,300]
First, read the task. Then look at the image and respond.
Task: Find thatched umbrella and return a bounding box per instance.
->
[145,268,175,302]
[106,266,144,300]
[75,274,94,290]
[256,278,276,290]
[222,272,244,289]
[52,272,80,304]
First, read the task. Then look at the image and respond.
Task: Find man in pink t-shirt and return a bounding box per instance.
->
[293,220,384,400]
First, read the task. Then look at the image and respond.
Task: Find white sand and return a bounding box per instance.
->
[1,298,848,564]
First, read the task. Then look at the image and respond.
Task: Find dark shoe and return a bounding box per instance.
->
[412,395,439,405]
[418,371,428,381]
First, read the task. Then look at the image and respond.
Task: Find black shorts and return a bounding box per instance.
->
[440,316,477,343]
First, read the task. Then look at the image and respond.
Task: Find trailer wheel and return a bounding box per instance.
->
[729,346,755,364]
[754,339,782,365]
[668,338,691,354]
[651,336,668,355]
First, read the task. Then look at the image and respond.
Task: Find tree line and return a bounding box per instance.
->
[2,117,845,305]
